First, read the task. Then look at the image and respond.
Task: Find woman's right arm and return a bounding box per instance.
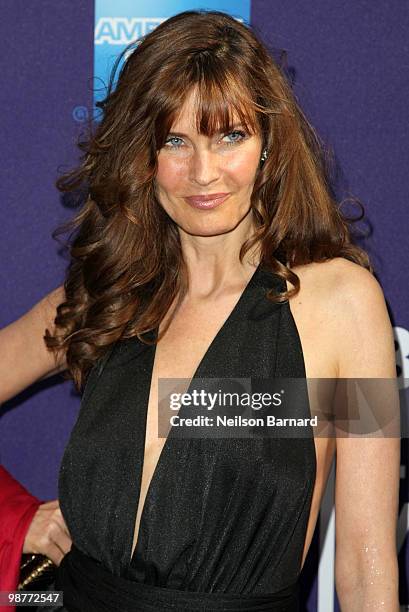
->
[0,285,72,598]
[0,284,68,405]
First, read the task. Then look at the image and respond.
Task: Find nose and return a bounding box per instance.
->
[189,149,222,186]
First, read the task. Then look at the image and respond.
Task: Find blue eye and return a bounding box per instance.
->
[164,130,248,150]
[165,136,184,149]
[223,130,247,146]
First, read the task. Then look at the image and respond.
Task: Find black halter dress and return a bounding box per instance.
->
[56,261,317,611]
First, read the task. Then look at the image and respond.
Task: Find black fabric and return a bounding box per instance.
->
[56,543,299,611]
[57,261,316,610]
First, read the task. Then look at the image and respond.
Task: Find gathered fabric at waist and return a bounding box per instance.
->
[56,544,299,611]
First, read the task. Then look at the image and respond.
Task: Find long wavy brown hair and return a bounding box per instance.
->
[45,9,372,392]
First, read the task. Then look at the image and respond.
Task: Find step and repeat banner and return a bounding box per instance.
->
[1,1,408,610]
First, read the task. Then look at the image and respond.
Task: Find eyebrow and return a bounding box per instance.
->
[167,123,245,138]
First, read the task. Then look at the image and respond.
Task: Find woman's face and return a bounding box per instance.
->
[154,89,263,237]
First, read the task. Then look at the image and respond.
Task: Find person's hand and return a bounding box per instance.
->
[22,499,72,566]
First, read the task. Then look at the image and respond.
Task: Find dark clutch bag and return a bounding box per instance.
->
[18,553,57,590]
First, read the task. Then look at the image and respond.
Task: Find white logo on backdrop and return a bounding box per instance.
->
[95,17,166,45]
[95,15,243,46]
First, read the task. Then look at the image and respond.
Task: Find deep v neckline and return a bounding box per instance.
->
[128,261,264,567]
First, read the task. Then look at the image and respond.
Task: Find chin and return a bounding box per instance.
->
[181,218,244,237]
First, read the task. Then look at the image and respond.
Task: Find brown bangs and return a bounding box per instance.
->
[155,65,261,149]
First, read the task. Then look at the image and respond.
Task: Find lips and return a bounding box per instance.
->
[184,193,230,210]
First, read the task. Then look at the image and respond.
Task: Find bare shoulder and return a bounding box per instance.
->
[291,255,377,291]
[290,256,386,314]
[294,257,394,378]
[286,257,393,379]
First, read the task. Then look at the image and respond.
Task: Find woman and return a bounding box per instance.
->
[0,8,400,611]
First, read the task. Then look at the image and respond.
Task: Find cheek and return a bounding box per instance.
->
[224,151,260,185]
[156,159,186,193]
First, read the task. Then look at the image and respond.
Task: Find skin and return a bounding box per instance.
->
[154,86,264,296]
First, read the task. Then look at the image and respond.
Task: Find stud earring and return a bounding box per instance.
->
[260,148,268,164]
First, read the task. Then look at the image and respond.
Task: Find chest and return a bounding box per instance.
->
[112,269,336,564]
[143,283,336,479]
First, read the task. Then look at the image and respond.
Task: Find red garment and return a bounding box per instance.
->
[0,465,43,612]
